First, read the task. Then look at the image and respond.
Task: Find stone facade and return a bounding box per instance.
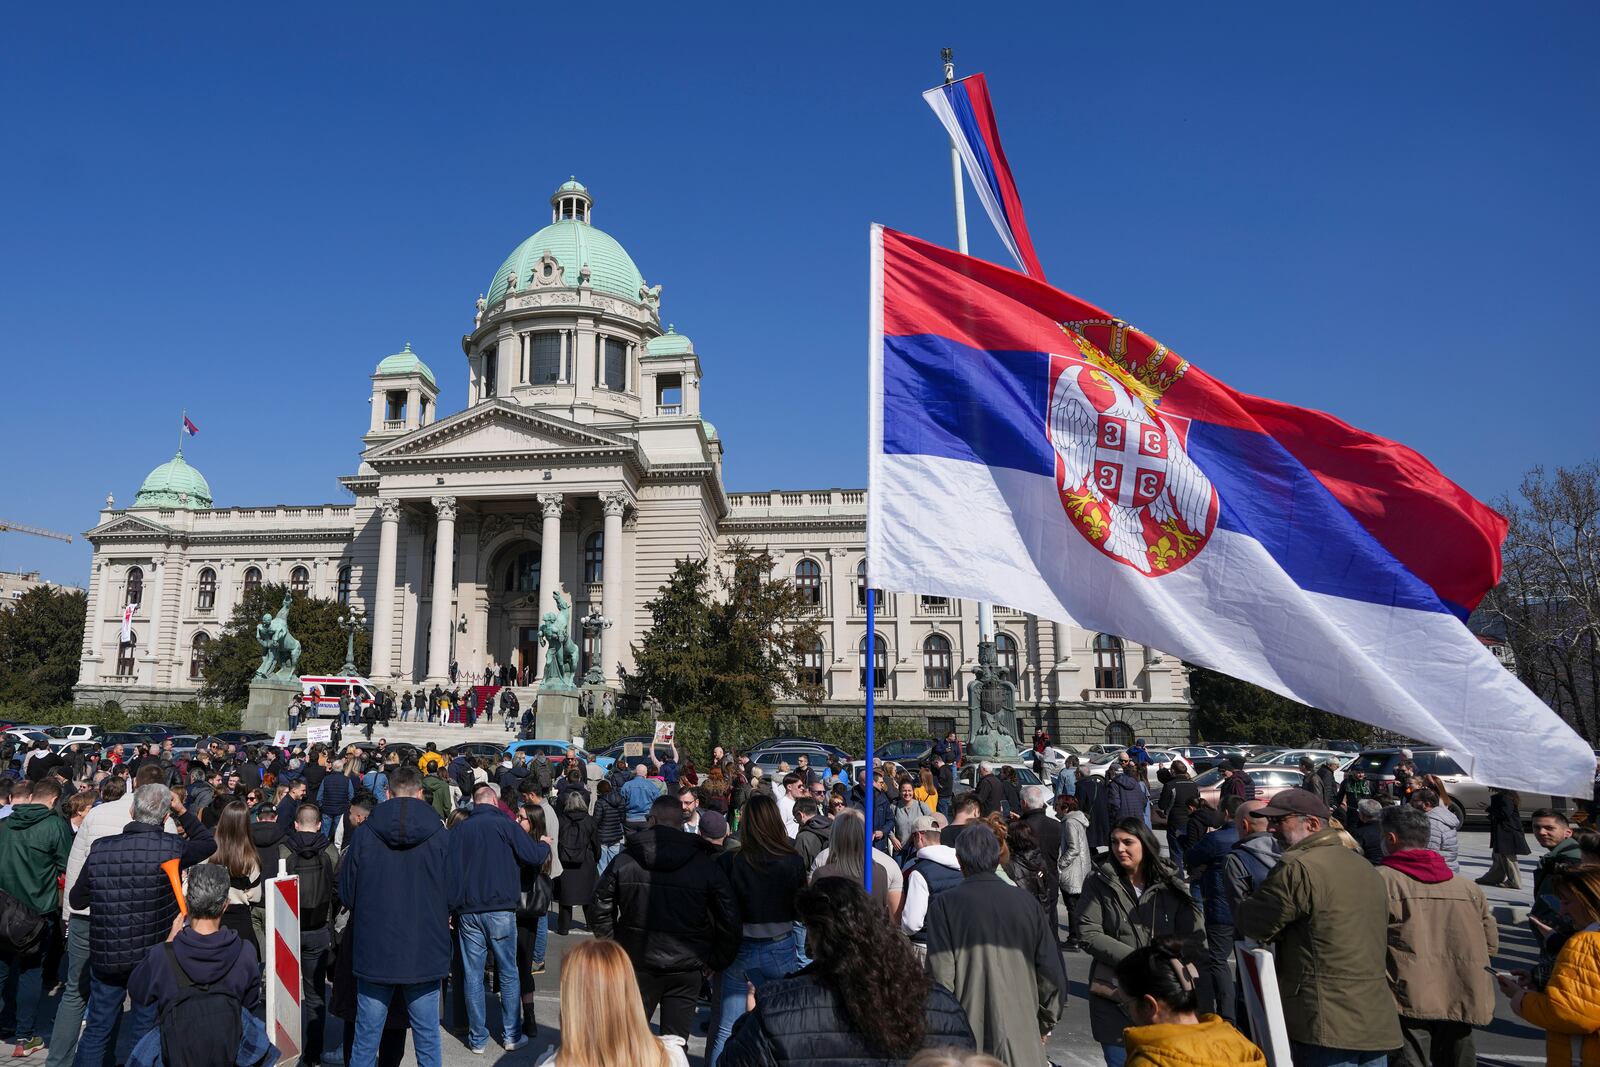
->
[74,179,1194,746]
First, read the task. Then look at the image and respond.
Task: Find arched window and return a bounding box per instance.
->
[798,638,826,688]
[289,566,310,595]
[923,633,953,690]
[196,568,216,612]
[504,550,541,593]
[854,558,881,610]
[116,631,137,676]
[1094,633,1126,690]
[995,632,1019,684]
[584,532,604,585]
[242,567,262,596]
[189,632,210,680]
[858,632,888,692]
[124,567,143,607]
[1105,720,1135,747]
[794,559,822,605]
[336,565,352,605]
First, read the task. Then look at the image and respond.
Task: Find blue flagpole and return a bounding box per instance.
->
[864,588,876,895]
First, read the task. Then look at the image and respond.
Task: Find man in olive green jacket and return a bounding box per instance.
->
[1235,788,1401,1065]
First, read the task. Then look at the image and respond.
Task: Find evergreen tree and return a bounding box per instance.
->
[0,586,87,706]
[200,583,370,706]
[1189,665,1377,746]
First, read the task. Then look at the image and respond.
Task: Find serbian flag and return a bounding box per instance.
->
[923,73,1046,280]
[182,414,199,436]
[867,225,1592,798]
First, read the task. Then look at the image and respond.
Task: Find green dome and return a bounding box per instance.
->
[557,177,587,193]
[645,325,694,357]
[487,220,645,305]
[133,451,212,510]
[375,343,436,387]
[700,418,719,441]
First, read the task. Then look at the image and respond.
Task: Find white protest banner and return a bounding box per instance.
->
[305,724,331,745]
[273,731,292,748]
[652,720,675,745]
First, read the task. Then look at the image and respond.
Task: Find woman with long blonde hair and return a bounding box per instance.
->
[534,940,687,1067]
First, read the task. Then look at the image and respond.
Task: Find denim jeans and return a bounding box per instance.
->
[0,917,53,1042]
[75,970,155,1067]
[1100,1042,1127,1066]
[353,979,441,1067]
[1288,1042,1389,1067]
[456,911,519,1050]
[533,912,547,963]
[707,933,798,1065]
[598,841,622,876]
[46,918,91,1067]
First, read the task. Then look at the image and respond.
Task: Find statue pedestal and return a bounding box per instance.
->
[536,691,580,741]
[242,679,300,734]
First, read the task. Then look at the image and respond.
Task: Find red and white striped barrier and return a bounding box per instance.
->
[265,874,303,1067]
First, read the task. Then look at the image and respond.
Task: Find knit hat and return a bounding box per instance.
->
[698,811,728,839]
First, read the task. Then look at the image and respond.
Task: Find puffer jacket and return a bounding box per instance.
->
[1104,772,1148,824]
[1058,810,1091,895]
[592,788,626,845]
[69,813,217,979]
[1515,929,1600,1067]
[1425,804,1460,871]
[1376,849,1497,1025]
[716,968,975,1067]
[591,825,740,973]
[1076,861,1204,1044]
[1122,1015,1266,1065]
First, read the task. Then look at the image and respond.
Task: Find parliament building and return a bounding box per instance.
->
[74,179,1195,746]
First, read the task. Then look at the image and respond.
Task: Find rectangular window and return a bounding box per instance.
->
[655,372,682,415]
[385,391,406,422]
[603,338,628,391]
[482,348,497,398]
[928,715,957,739]
[531,332,562,385]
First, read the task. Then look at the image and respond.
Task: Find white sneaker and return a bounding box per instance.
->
[502,1036,529,1052]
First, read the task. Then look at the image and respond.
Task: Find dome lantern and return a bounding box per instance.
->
[551,176,592,224]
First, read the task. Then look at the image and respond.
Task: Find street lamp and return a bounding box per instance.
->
[580,609,612,688]
[337,611,365,677]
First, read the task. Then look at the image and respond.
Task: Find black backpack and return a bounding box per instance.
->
[0,888,43,954]
[291,846,335,930]
[158,942,243,1067]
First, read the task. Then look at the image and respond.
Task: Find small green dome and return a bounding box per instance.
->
[133,451,212,510]
[700,418,719,441]
[645,325,694,358]
[375,342,436,387]
[557,176,587,193]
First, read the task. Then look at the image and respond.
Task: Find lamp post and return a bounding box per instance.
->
[338,611,365,677]
[580,609,612,688]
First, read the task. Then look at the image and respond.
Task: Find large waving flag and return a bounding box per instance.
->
[922,74,1046,280]
[868,225,1592,798]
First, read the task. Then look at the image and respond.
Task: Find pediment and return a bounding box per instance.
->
[366,401,636,465]
[87,514,172,539]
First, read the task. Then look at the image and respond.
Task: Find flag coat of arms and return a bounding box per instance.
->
[867,224,1592,798]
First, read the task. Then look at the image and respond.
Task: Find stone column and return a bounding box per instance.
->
[369,499,401,680]
[600,491,627,684]
[405,387,420,430]
[142,554,166,682]
[426,497,457,682]
[535,493,563,682]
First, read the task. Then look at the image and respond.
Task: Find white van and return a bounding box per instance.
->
[299,675,378,718]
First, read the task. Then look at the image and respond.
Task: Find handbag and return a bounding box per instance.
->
[0,887,44,954]
[518,872,553,920]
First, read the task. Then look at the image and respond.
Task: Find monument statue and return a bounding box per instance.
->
[254,593,302,683]
[967,639,1021,760]
[538,589,580,692]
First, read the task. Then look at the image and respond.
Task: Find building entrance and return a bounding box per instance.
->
[517,626,540,685]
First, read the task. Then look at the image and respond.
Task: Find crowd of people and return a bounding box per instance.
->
[0,727,1595,1066]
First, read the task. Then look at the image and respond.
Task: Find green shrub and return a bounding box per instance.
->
[583,711,927,763]
[0,702,241,737]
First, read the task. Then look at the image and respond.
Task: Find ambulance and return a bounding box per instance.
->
[298,675,379,718]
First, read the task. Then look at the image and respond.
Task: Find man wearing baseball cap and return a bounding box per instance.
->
[900,813,958,951]
[1234,788,1400,1065]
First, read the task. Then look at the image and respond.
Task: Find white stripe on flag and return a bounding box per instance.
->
[922,86,1027,273]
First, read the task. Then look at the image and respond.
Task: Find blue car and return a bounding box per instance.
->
[504,738,613,773]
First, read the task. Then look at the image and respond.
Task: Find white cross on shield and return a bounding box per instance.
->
[1094,414,1169,509]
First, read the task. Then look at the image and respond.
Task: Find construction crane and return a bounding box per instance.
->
[0,519,72,544]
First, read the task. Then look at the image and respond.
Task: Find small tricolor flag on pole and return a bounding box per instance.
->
[182,414,199,436]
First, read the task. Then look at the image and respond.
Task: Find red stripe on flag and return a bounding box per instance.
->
[962,74,1046,281]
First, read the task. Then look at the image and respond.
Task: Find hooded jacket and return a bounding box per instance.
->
[1424,804,1460,871]
[591,825,739,973]
[129,926,262,1012]
[1058,809,1092,895]
[1534,836,1585,925]
[447,803,550,915]
[1077,860,1205,1044]
[1122,1015,1267,1066]
[901,843,963,941]
[1376,848,1497,1025]
[1104,771,1149,824]
[338,796,457,985]
[794,813,833,871]
[0,804,73,914]
[283,828,340,929]
[1223,832,1281,917]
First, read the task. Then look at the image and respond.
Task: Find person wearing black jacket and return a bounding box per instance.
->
[973,762,1006,819]
[930,754,956,820]
[555,790,600,935]
[1157,764,1200,878]
[592,779,627,874]
[793,799,832,870]
[591,795,739,1041]
[1016,785,1062,912]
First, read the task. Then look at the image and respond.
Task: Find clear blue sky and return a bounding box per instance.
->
[2,5,1596,585]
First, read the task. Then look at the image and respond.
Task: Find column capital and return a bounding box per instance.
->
[379,498,402,522]
[602,490,630,518]
[431,496,458,521]
[537,493,564,519]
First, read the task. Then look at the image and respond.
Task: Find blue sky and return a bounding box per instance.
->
[2,4,1595,585]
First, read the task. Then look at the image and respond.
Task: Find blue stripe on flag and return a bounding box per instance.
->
[942,85,1013,231]
[880,331,1457,617]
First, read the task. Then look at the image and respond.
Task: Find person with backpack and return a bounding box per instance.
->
[361,761,390,804]
[315,758,353,841]
[284,805,339,1066]
[0,779,72,1058]
[126,863,270,1067]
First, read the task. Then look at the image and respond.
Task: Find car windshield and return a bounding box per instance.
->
[1193,769,1224,786]
[1348,753,1397,776]
[45,727,74,739]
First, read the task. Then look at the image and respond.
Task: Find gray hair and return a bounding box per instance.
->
[1020,784,1050,813]
[954,822,1001,876]
[1357,798,1383,822]
[978,761,993,776]
[563,790,587,814]
[1380,801,1432,850]
[131,784,171,826]
[183,863,230,920]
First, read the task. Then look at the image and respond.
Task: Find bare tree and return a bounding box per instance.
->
[1480,462,1600,745]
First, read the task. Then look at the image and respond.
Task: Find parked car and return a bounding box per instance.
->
[1310,738,1362,753]
[873,738,934,764]
[213,730,272,748]
[1167,745,1226,773]
[594,735,660,773]
[45,725,104,749]
[1344,746,1574,826]
[1193,765,1308,809]
[504,739,612,774]
[745,737,852,763]
[1083,744,1127,758]
[3,729,49,748]
[1256,748,1351,769]
[102,731,153,748]
[951,763,1044,797]
[127,722,186,740]
[443,741,507,761]
[750,747,837,777]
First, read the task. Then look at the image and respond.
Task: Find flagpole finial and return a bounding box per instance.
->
[941,47,954,84]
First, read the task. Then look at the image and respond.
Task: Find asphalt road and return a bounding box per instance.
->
[38,828,1552,1066]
